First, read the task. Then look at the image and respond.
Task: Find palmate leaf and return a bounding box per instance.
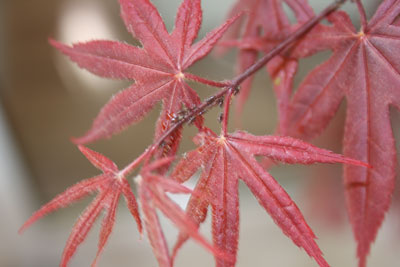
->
[218,0,314,121]
[137,160,231,267]
[51,0,239,151]
[281,1,400,265]
[19,146,142,267]
[171,128,368,267]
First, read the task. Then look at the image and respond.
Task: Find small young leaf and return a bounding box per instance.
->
[20,146,142,266]
[138,166,230,267]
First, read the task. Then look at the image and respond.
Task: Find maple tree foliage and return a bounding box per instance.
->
[19,0,400,266]
[219,0,314,127]
[50,0,238,147]
[137,158,231,267]
[20,147,223,267]
[278,1,400,265]
[170,127,367,267]
[223,0,400,265]
[19,146,142,267]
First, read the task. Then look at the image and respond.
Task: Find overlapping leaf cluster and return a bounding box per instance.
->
[219,0,318,129]
[223,0,400,266]
[19,0,400,267]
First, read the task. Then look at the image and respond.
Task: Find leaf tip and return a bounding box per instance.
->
[71,132,101,145]
[19,212,43,235]
[48,38,71,53]
[77,144,86,154]
[48,37,59,47]
[70,135,87,145]
[342,156,371,169]
[18,224,28,235]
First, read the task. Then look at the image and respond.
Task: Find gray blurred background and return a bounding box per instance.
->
[1,0,399,266]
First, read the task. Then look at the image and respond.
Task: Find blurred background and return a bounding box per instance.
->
[1,0,399,266]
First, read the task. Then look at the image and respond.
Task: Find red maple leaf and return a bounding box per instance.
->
[19,146,142,267]
[281,1,400,265]
[137,158,232,267]
[170,128,368,267]
[218,0,314,124]
[51,0,239,153]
